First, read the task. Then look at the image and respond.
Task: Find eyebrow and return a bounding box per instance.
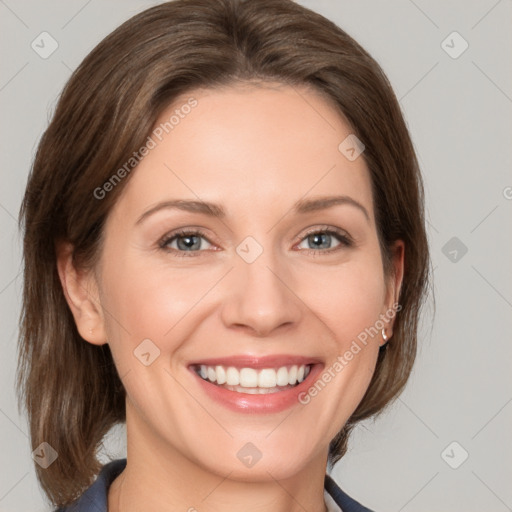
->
[294,195,369,221]
[135,194,370,225]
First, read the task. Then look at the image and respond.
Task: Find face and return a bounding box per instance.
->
[62,81,403,481]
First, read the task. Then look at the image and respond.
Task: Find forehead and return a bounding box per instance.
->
[110,82,374,224]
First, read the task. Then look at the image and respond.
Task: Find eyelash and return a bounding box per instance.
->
[158,226,353,258]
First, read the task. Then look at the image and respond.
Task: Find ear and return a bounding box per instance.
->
[56,241,107,346]
[381,240,405,341]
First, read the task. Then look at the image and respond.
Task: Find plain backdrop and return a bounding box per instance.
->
[1,1,511,511]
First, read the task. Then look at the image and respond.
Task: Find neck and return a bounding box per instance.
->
[108,400,329,512]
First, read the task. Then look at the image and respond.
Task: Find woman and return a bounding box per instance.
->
[16,0,430,510]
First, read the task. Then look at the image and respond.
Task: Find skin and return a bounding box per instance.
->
[58,81,404,512]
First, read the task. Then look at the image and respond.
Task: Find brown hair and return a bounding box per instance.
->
[17,0,430,507]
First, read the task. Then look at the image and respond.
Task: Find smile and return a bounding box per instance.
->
[192,364,312,394]
[188,355,323,413]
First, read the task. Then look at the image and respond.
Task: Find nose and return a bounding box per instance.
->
[220,248,302,338]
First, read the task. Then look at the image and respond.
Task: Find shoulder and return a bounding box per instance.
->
[54,458,127,512]
[324,473,377,512]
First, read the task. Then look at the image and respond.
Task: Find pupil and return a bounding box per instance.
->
[178,235,200,251]
[309,233,330,249]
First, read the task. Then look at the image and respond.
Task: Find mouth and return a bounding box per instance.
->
[190,363,313,394]
[187,354,323,414]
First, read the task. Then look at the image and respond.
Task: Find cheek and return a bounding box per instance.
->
[298,256,386,346]
[99,252,219,354]
[299,260,385,423]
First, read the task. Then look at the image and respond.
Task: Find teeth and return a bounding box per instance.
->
[207,366,216,383]
[258,368,276,388]
[240,368,258,387]
[223,384,294,394]
[215,365,226,385]
[196,364,312,389]
[226,366,240,385]
[288,365,298,385]
[276,366,289,386]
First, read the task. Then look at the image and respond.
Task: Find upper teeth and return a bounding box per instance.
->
[197,364,311,388]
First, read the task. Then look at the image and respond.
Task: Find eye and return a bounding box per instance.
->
[158,226,353,258]
[295,226,353,255]
[158,229,214,257]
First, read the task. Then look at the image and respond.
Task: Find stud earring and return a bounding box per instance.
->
[381,328,388,342]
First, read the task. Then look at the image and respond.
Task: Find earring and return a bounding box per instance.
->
[381,328,388,342]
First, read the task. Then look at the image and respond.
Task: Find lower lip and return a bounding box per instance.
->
[189,364,324,414]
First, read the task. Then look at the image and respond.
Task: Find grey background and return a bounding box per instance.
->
[1,0,511,511]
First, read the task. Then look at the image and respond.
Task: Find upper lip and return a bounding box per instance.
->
[188,354,322,369]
